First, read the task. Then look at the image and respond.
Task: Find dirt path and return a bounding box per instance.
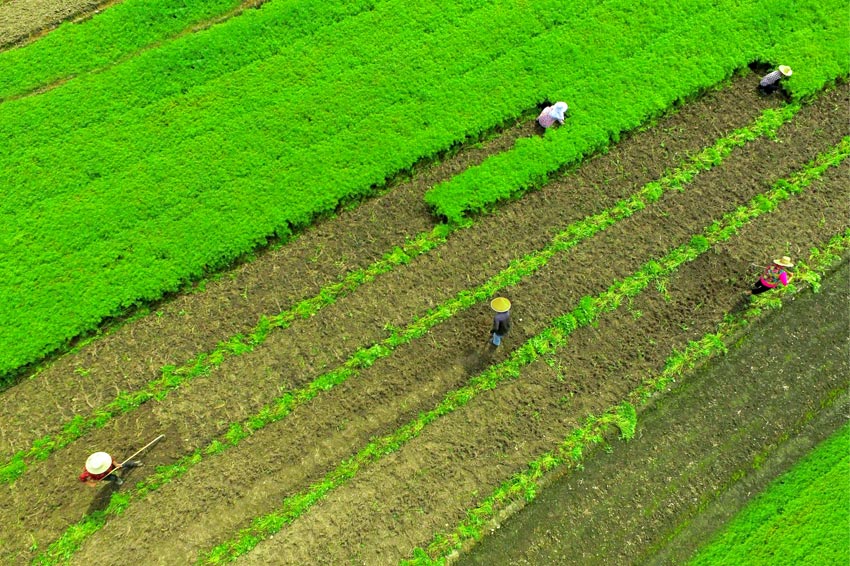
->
[0,75,770,461]
[0,0,115,48]
[54,84,849,565]
[458,259,850,566]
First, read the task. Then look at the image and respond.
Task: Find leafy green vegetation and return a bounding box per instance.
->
[6,100,794,487]
[2,0,846,380]
[688,424,850,566]
[199,141,849,565]
[424,1,847,223]
[0,0,243,100]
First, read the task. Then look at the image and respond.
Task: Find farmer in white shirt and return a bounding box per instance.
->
[537,101,569,129]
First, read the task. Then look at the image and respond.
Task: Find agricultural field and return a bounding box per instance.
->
[0,0,847,564]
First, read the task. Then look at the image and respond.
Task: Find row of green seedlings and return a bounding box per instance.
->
[5,99,798,488]
[423,2,849,223]
[5,0,835,376]
[1,0,626,376]
[195,139,850,565]
[404,152,850,565]
[689,422,850,566]
[30,100,808,564]
[410,229,850,565]
[0,0,243,100]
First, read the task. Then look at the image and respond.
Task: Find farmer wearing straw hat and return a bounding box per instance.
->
[79,452,141,487]
[489,297,512,347]
[751,256,794,295]
[758,65,792,94]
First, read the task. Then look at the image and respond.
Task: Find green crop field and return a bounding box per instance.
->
[0,0,847,563]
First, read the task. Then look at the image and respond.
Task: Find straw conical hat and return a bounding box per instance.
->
[490,297,511,312]
[773,256,794,267]
[778,65,793,77]
[85,452,112,475]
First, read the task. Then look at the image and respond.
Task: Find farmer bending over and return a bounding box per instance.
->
[537,101,569,129]
[751,256,793,295]
[758,65,792,94]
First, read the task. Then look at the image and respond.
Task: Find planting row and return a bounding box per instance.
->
[425,1,848,222]
[0,82,805,485]
[2,0,843,377]
[209,148,850,565]
[459,250,849,566]
[0,0,245,98]
[20,92,849,564]
[0,74,783,464]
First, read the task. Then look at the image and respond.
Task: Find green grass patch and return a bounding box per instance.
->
[688,424,850,566]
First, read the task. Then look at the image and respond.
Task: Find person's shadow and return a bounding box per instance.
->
[86,481,119,515]
[462,341,498,375]
[85,466,140,514]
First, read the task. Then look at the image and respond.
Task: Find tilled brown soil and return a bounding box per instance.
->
[0,75,766,461]
[459,259,850,566]
[42,83,849,564]
[0,77,846,564]
[234,96,849,566]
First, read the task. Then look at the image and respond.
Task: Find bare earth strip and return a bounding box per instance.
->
[54,85,849,565]
[0,76,770,463]
[0,0,114,48]
[458,259,850,566]
[244,162,847,564]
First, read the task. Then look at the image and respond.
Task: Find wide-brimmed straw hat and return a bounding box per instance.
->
[773,256,794,267]
[778,65,793,77]
[85,452,112,475]
[490,297,511,312]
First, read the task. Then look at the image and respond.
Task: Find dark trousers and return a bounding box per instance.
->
[751,280,774,294]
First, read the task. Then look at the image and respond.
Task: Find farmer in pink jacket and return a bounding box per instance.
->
[751,256,793,295]
[537,101,569,129]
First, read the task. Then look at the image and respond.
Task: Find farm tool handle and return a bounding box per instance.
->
[104,434,165,479]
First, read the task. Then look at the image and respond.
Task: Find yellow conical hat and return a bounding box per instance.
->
[490,297,511,312]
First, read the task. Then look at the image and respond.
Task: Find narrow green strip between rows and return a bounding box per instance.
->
[30,95,806,564]
[196,139,850,564]
[406,228,850,565]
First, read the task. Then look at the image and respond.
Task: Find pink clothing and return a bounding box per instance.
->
[537,108,557,128]
[759,266,789,288]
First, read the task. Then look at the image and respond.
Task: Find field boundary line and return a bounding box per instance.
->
[28,100,811,564]
[194,139,850,565]
[406,228,850,565]
[5,100,799,487]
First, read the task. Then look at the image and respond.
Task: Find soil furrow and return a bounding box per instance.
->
[238,166,848,565]
[0,75,769,463]
[56,88,848,564]
[457,260,850,566]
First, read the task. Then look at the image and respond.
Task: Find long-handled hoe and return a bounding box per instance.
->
[103,434,165,481]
